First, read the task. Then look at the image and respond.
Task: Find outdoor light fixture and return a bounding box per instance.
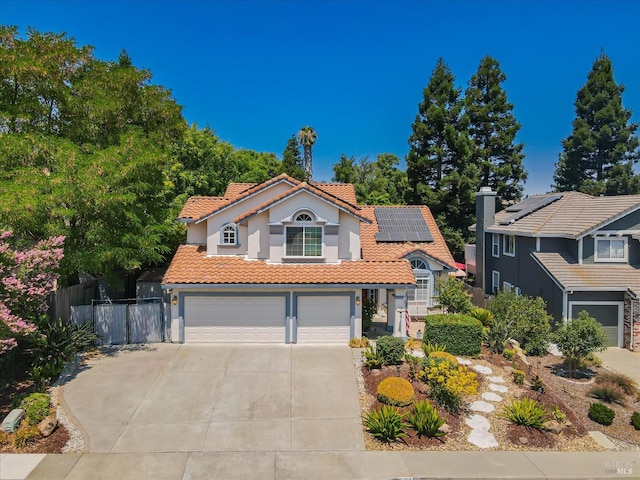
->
[355,296,361,306]
[172,295,178,306]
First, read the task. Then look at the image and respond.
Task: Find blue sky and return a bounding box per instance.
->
[2,0,639,195]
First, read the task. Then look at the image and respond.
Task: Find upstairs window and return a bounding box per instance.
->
[595,236,627,262]
[492,234,500,257]
[285,211,322,256]
[221,224,237,245]
[503,235,515,257]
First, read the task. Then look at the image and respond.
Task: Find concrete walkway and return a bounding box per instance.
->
[598,348,640,383]
[0,450,637,479]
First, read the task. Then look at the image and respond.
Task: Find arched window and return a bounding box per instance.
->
[221,224,237,245]
[408,257,432,304]
[286,211,322,256]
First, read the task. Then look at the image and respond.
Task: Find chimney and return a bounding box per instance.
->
[475,186,496,293]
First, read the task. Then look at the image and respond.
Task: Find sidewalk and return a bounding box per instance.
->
[1,450,638,480]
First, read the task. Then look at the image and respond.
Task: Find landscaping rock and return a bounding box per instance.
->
[466,414,499,448]
[543,420,564,435]
[488,375,505,383]
[38,416,58,437]
[440,423,451,434]
[503,365,514,374]
[410,350,425,358]
[456,357,472,365]
[519,436,529,445]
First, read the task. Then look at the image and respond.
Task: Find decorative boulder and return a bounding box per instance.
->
[38,416,58,437]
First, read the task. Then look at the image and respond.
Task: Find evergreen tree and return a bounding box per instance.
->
[553,52,639,195]
[405,58,476,258]
[464,55,526,203]
[281,135,306,180]
[297,126,317,179]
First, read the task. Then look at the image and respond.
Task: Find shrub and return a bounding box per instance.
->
[554,311,607,376]
[19,393,50,426]
[631,411,640,430]
[375,336,405,365]
[512,369,525,385]
[423,357,478,413]
[362,296,376,332]
[428,350,458,365]
[349,337,370,348]
[0,430,10,446]
[423,314,482,356]
[500,397,549,430]
[485,317,514,354]
[595,371,639,397]
[377,377,415,407]
[362,345,383,369]
[423,341,447,355]
[13,421,41,449]
[406,400,446,438]
[551,405,567,423]
[435,277,472,314]
[403,352,422,381]
[589,382,626,404]
[362,405,407,443]
[470,307,494,327]
[405,338,422,351]
[588,403,615,426]
[487,291,552,356]
[502,349,515,360]
[530,374,546,394]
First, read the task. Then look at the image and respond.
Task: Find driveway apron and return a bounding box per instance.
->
[60,344,365,453]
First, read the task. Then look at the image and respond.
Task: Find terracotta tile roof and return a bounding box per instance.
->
[489,192,640,238]
[233,182,367,225]
[532,251,640,296]
[178,196,230,220]
[224,183,256,197]
[310,182,357,204]
[359,205,456,269]
[163,245,416,286]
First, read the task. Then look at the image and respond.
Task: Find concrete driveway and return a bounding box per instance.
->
[60,344,365,453]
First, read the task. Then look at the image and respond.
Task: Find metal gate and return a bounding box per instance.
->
[70,299,164,345]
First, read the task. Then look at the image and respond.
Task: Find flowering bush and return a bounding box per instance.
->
[422,356,478,413]
[0,231,64,355]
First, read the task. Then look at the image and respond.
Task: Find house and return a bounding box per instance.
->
[162,174,457,344]
[469,187,640,351]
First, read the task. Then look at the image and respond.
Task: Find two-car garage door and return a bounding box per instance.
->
[182,294,351,344]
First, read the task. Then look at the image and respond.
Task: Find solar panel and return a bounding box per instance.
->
[374,207,433,242]
[498,194,562,225]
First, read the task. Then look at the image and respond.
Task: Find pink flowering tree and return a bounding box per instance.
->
[0,231,64,354]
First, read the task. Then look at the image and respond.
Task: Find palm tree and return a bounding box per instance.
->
[297,126,317,179]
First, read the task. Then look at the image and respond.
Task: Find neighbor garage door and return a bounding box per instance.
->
[569,302,622,347]
[296,295,351,344]
[183,295,286,343]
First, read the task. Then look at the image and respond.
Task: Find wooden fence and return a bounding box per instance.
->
[466,284,488,309]
[48,281,97,323]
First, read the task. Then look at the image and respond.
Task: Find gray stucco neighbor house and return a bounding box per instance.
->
[468,187,640,351]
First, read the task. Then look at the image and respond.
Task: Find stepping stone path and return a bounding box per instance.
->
[465,362,511,448]
[456,357,472,365]
[466,414,499,448]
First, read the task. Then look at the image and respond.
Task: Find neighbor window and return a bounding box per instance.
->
[595,237,627,262]
[221,224,237,245]
[492,234,500,257]
[502,281,513,292]
[503,235,515,256]
[492,270,500,294]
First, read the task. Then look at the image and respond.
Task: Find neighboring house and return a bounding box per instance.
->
[162,174,456,344]
[469,187,640,351]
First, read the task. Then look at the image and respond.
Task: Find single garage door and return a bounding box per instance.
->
[296,295,351,344]
[184,295,286,343]
[569,302,622,347]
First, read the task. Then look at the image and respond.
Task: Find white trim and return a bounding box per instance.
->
[502,281,513,292]
[492,234,500,258]
[568,300,624,348]
[578,237,583,265]
[220,223,238,246]
[536,237,540,252]
[503,234,515,257]
[491,270,500,294]
[594,236,628,263]
[284,224,323,257]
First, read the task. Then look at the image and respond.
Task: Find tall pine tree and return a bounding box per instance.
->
[465,55,526,204]
[281,135,306,180]
[406,58,476,259]
[553,52,639,195]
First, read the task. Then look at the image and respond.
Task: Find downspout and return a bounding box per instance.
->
[578,238,583,265]
[562,290,569,325]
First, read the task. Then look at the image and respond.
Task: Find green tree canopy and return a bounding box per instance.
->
[281,135,306,181]
[553,52,640,195]
[464,55,526,204]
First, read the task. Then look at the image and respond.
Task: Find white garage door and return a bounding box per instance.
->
[296,295,351,344]
[184,296,286,343]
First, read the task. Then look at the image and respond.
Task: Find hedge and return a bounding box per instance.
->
[423,314,482,356]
